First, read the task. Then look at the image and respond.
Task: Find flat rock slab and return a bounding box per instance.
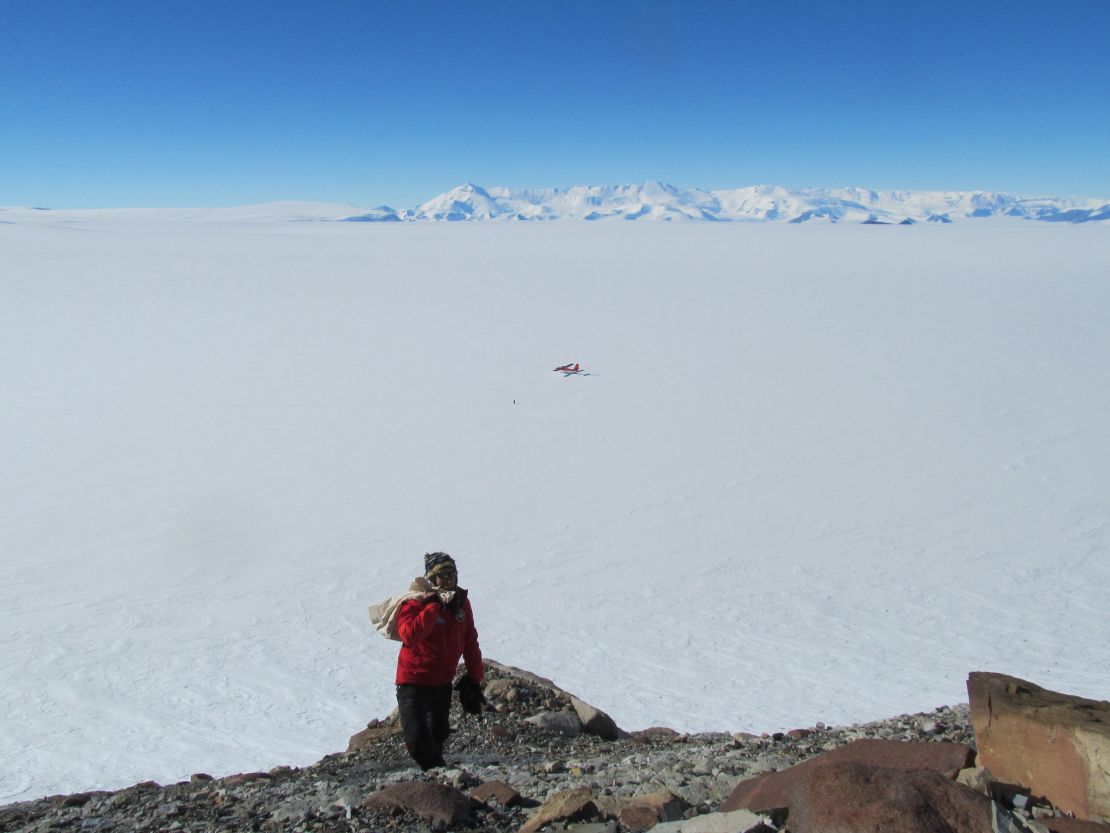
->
[721,738,975,813]
[471,780,524,807]
[361,782,472,828]
[520,786,600,833]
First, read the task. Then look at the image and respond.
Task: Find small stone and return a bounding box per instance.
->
[470,780,523,807]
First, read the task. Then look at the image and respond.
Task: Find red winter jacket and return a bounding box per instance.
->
[394,590,483,687]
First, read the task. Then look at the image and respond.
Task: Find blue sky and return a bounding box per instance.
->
[3,0,1108,208]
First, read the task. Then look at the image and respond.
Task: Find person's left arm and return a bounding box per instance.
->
[462,597,483,683]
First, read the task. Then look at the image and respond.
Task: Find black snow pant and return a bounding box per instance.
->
[396,683,452,770]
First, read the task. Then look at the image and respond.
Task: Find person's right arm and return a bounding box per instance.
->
[395,597,440,647]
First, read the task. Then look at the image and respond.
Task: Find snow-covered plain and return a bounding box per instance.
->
[2,215,1109,803]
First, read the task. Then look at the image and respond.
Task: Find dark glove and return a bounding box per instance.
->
[454,676,486,716]
[421,592,442,607]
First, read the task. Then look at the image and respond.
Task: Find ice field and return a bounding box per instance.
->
[2,215,1109,802]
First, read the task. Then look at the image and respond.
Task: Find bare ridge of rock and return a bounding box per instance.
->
[968,672,1110,821]
[486,658,624,739]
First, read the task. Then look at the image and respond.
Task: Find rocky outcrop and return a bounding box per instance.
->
[968,672,1110,821]
[486,658,625,740]
[3,666,1107,833]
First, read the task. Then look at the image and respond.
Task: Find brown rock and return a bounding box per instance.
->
[190,773,213,782]
[570,695,621,740]
[968,672,1110,821]
[788,761,993,833]
[222,772,270,785]
[607,789,690,829]
[1043,819,1110,833]
[787,729,814,740]
[347,722,401,752]
[519,786,599,833]
[361,782,472,828]
[619,803,662,831]
[721,738,975,814]
[632,727,682,743]
[490,724,513,740]
[471,780,523,807]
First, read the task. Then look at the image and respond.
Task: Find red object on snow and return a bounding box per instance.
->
[554,363,580,372]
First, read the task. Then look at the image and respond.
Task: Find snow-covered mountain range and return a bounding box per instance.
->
[347,182,1110,224]
[5,183,1108,225]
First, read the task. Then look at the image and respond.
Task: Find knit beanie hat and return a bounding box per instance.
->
[424,551,457,578]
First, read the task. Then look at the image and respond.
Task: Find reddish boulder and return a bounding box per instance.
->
[968,672,1110,820]
[721,738,975,814]
[788,761,993,833]
[361,782,472,828]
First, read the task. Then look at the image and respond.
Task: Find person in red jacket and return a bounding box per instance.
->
[394,551,483,769]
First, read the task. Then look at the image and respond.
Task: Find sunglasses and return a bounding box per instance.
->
[434,569,457,579]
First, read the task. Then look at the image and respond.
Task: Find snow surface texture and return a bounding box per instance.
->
[4,182,1109,225]
[2,216,1109,804]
